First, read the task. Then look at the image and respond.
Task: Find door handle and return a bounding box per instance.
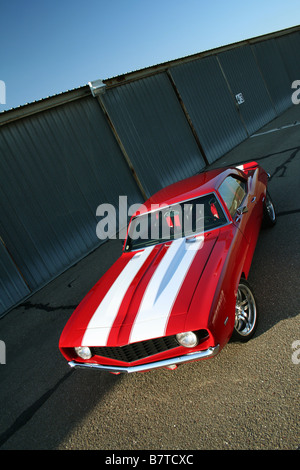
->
[251,197,256,203]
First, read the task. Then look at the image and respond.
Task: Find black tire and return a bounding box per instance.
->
[231,279,258,342]
[262,191,276,228]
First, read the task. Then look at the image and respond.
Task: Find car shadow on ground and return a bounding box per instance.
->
[248,211,300,339]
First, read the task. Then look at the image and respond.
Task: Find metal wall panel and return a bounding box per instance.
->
[0,96,142,293]
[276,32,300,82]
[217,45,276,135]
[101,73,206,197]
[170,56,248,164]
[0,239,30,316]
[251,39,292,115]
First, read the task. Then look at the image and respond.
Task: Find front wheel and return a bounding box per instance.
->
[231,279,258,342]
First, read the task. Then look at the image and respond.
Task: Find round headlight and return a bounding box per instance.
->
[75,346,92,360]
[176,331,199,348]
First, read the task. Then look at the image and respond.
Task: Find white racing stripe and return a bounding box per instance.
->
[129,237,203,343]
[82,246,154,346]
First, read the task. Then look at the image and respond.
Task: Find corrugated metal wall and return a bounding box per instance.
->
[217,44,277,135]
[276,31,300,81]
[101,73,206,197]
[251,39,292,115]
[0,27,299,316]
[0,238,30,313]
[0,96,142,300]
[169,55,248,164]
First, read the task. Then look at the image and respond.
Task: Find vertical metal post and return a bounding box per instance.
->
[89,80,148,201]
[166,70,210,167]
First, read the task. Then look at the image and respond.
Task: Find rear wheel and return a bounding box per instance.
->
[231,279,258,342]
[262,191,276,228]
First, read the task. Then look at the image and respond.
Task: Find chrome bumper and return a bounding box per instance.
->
[68,344,220,374]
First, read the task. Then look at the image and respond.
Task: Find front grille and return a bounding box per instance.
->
[92,335,179,363]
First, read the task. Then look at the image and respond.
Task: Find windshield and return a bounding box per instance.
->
[124,193,227,251]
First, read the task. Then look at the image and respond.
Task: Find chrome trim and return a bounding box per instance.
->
[68,345,220,374]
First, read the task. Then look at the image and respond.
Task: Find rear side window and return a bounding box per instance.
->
[219,176,247,216]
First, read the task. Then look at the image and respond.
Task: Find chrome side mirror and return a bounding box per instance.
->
[236,206,248,216]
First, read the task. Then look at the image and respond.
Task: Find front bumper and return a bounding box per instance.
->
[68,344,220,374]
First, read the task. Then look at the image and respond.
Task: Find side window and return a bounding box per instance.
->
[219,176,247,217]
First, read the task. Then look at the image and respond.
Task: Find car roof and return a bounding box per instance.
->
[134,166,243,216]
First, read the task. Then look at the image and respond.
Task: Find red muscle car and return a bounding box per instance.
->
[59,162,276,373]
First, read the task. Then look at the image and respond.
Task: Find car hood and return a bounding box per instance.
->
[59,231,219,348]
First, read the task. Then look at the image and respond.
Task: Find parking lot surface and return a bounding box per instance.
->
[0,105,299,450]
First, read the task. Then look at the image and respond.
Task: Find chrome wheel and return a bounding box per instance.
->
[263,191,276,228]
[233,280,258,341]
[265,193,276,223]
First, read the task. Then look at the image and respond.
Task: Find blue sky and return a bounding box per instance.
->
[0,0,299,111]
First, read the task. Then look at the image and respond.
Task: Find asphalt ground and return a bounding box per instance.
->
[0,105,299,451]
